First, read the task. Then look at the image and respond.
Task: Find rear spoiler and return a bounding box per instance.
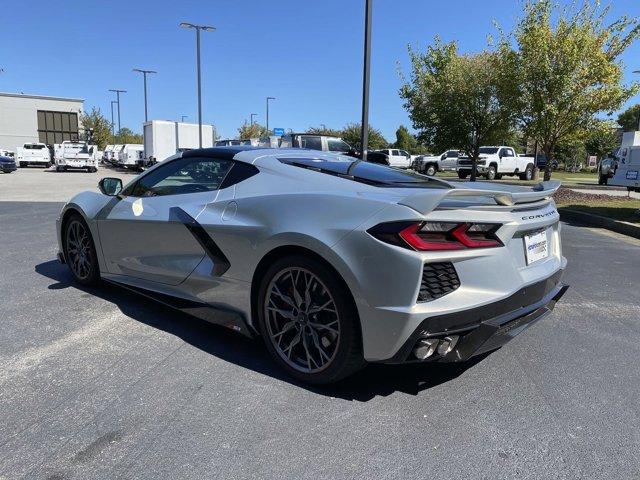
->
[399,180,561,212]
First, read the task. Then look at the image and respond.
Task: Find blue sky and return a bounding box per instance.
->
[1,0,638,140]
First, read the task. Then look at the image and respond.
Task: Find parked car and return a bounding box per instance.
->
[0,155,17,173]
[279,133,357,156]
[598,157,616,185]
[519,154,558,170]
[215,139,253,146]
[57,146,567,384]
[118,144,145,170]
[0,149,14,158]
[413,150,460,175]
[16,143,52,168]
[457,146,534,180]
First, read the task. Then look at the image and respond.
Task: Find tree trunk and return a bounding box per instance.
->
[543,145,553,181]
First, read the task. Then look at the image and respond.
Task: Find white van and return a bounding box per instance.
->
[609,132,640,191]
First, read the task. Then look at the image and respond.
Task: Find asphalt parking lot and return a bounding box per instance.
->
[1,169,639,479]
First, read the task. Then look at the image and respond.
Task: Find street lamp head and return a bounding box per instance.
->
[109,89,127,93]
[180,22,215,32]
[267,96,276,100]
[633,70,640,74]
[133,68,157,74]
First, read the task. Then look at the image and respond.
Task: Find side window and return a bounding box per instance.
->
[506,148,515,157]
[300,136,322,151]
[327,138,351,152]
[131,156,234,197]
[447,150,458,158]
[392,149,400,156]
[400,150,410,157]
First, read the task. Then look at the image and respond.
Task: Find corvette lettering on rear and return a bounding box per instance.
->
[521,209,557,221]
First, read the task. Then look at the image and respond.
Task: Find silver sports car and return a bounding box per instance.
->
[56,146,568,384]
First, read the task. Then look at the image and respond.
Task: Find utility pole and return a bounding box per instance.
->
[180,22,216,148]
[109,89,126,139]
[110,101,117,137]
[360,0,373,161]
[266,97,275,134]
[132,69,157,122]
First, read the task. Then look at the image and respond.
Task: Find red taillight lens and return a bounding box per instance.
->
[369,221,502,251]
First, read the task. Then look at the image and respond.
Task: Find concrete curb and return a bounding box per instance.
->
[559,208,640,240]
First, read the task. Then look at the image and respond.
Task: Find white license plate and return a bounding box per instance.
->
[524,230,549,265]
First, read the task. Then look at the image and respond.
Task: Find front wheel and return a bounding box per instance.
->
[257,255,364,384]
[424,164,437,176]
[457,171,468,179]
[64,214,100,285]
[485,166,497,180]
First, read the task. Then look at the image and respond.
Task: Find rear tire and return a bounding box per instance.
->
[63,214,100,286]
[519,164,534,181]
[256,254,364,384]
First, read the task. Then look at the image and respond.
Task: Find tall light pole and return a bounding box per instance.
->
[266,97,275,134]
[180,22,216,148]
[132,68,156,123]
[250,113,258,125]
[360,0,373,161]
[180,115,188,122]
[109,89,126,138]
[110,101,117,137]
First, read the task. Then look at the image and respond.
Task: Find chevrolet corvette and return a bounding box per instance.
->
[57,146,567,384]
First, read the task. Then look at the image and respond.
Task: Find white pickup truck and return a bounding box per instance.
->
[16,143,52,167]
[375,149,413,168]
[456,146,534,181]
[54,141,99,172]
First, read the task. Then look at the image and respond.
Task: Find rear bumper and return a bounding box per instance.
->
[382,269,567,363]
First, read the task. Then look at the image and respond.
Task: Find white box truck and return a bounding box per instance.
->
[141,120,215,168]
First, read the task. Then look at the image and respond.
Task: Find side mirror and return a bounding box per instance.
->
[441,154,446,160]
[98,177,123,196]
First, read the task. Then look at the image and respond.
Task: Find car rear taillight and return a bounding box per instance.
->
[368,221,502,251]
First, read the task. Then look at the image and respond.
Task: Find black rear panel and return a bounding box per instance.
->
[417,263,461,302]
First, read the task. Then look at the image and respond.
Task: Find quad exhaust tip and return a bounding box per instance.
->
[413,335,459,360]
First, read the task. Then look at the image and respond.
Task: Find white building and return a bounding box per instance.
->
[0,92,84,152]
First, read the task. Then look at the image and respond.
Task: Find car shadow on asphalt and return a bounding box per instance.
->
[35,259,490,402]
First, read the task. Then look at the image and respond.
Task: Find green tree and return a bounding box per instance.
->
[307,126,342,137]
[400,40,514,180]
[393,125,419,153]
[584,119,620,159]
[238,122,267,140]
[80,107,112,150]
[617,104,640,132]
[498,0,639,180]
[340,123,388,151]
[117,127,143,144]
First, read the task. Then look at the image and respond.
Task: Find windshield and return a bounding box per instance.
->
[478,147,499,154]
[279,157,448,189]
[24,144,45,150]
